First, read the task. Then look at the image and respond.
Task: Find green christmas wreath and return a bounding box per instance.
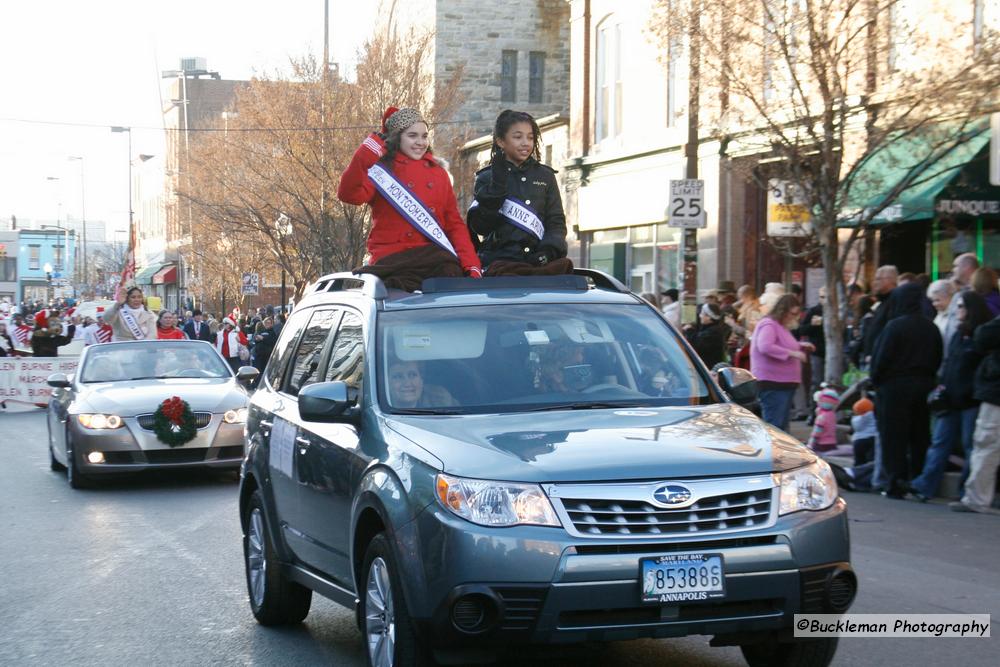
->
[152,396,198,447]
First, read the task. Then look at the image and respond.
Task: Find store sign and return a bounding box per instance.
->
[936,198,1000,216]
[767,179,813,236]
[241,272,259,295]
[668,180,707,229]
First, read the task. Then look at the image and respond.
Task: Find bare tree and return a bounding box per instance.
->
[652,0,1000,381]
[178,25,464,302]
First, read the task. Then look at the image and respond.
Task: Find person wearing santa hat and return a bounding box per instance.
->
[30,310,76,357]
[104,286,157,341]
[337,106,482,291]
[216,316,249,374]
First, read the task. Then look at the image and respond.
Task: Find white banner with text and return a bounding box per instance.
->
[0,357,80,406]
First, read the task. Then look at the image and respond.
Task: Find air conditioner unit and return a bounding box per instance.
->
[180,57,207,72]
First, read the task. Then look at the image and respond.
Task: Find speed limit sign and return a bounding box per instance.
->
[668,179,707,229]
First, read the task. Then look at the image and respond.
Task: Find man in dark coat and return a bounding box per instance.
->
[951,314,1000,512]
[182,309,213,343]
[30,316,76,357]
[870,283,943,498]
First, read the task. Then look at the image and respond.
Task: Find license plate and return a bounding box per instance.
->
[640,553,726,603]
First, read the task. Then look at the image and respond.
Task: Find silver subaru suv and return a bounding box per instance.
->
[239,271,855,667]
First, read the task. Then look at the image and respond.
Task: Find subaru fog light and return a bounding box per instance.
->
[436,474,561,527]
[87,452,106,464]
[778,459,838,515]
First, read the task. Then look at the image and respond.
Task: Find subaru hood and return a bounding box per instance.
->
[386,403,814,483]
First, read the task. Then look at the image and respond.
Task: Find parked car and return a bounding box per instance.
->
[239,271,855,667]
[46,340,258,488]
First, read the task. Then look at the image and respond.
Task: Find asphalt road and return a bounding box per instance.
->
[1,408,996,666]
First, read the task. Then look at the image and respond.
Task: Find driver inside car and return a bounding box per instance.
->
[538,342,595,393]
[387,359,457,409]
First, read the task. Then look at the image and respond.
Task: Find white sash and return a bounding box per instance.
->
[367,164,457,257]
[470,197,545,240]
[120,306,147,340]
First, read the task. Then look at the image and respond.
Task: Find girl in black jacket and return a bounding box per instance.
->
[468,110,570,273]
[909,291,992,501]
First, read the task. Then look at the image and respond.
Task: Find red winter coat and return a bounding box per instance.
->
[337,135,481,271]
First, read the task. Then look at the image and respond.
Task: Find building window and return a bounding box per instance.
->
[29,245,40,270]
[596,19,623,142]
[1,257,16,282]
[529,51,545,103]
[54,245,64,271]
[501,50,518,102]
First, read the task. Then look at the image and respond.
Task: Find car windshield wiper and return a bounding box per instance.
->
[391,407,465,415]
[517,400,653,412]
[124,375,161,381]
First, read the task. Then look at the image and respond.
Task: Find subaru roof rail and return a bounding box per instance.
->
[310,272,388,300]
[571,268,630,293]
[420,275,590,293]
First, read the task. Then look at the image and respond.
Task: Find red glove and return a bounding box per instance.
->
[361,133,386,159]
[464,266,483,278]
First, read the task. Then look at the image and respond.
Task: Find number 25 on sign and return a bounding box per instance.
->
[668,180,707,229]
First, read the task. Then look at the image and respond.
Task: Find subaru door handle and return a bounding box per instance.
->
[295,436,311,454]
[260,419,273,428]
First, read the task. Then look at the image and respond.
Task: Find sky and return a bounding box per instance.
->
[0,0,378,241]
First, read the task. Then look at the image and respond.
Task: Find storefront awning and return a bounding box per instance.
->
[152,264,177,284]
[839,121,991,226]
[134,263,168,285]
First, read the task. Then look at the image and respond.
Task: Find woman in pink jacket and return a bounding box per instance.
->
[750,294,815,430]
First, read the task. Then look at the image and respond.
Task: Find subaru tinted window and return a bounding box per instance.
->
[265,310,309,389]
[324,311,364,403]
[285,309,341,396]
[377,303,719,414]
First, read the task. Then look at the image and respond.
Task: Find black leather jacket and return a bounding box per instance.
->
[468,156,567,266]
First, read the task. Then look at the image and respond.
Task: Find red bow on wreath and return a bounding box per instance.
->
[161,396,186,425]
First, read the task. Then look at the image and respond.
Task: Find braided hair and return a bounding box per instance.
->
[491,110,542,163]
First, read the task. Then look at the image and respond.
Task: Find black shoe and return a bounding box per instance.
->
[881,488,906,500]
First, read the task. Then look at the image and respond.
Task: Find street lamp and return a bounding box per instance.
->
[68,156,86,289]
[110,127,133,240]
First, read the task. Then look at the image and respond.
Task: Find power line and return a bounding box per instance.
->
[0,116,468,133]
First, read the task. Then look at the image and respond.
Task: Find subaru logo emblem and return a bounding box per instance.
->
[653,484,692,506]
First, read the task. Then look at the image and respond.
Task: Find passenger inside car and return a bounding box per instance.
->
[387,359,457,409]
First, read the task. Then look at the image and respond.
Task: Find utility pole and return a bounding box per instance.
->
[682,0,702,322]
[69,156,86,291]
[320,0,332,276]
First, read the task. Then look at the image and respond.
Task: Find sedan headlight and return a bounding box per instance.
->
[778,459,838,515]
[435,473,561,527]
[223,408,248,424]
[77,413,123,429]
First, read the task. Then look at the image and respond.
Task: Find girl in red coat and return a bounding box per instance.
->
[337,107,481,290]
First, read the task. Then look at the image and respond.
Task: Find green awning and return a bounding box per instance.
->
[134,263,168,285]
[839,120,991,226]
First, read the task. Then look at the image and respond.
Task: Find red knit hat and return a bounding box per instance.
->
[381,106,399,133]
[33,309,49,329]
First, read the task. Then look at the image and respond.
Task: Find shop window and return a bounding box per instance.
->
[1,258,16,282]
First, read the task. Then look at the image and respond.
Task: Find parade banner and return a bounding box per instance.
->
[0,357,79,407]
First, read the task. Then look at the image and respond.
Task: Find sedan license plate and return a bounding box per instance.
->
[641,553,725,603]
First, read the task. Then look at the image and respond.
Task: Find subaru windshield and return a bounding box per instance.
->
[377,303,722,414]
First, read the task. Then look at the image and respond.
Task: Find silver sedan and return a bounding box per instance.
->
[46,340,258,488]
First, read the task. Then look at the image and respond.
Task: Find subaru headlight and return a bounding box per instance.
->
[223,408,248,424]
[435,474,561,527]
[77,413,123,429]
[778,459,838,515]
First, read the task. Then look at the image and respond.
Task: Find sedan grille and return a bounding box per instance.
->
[136,412,213,430]
[557,489,772,537]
